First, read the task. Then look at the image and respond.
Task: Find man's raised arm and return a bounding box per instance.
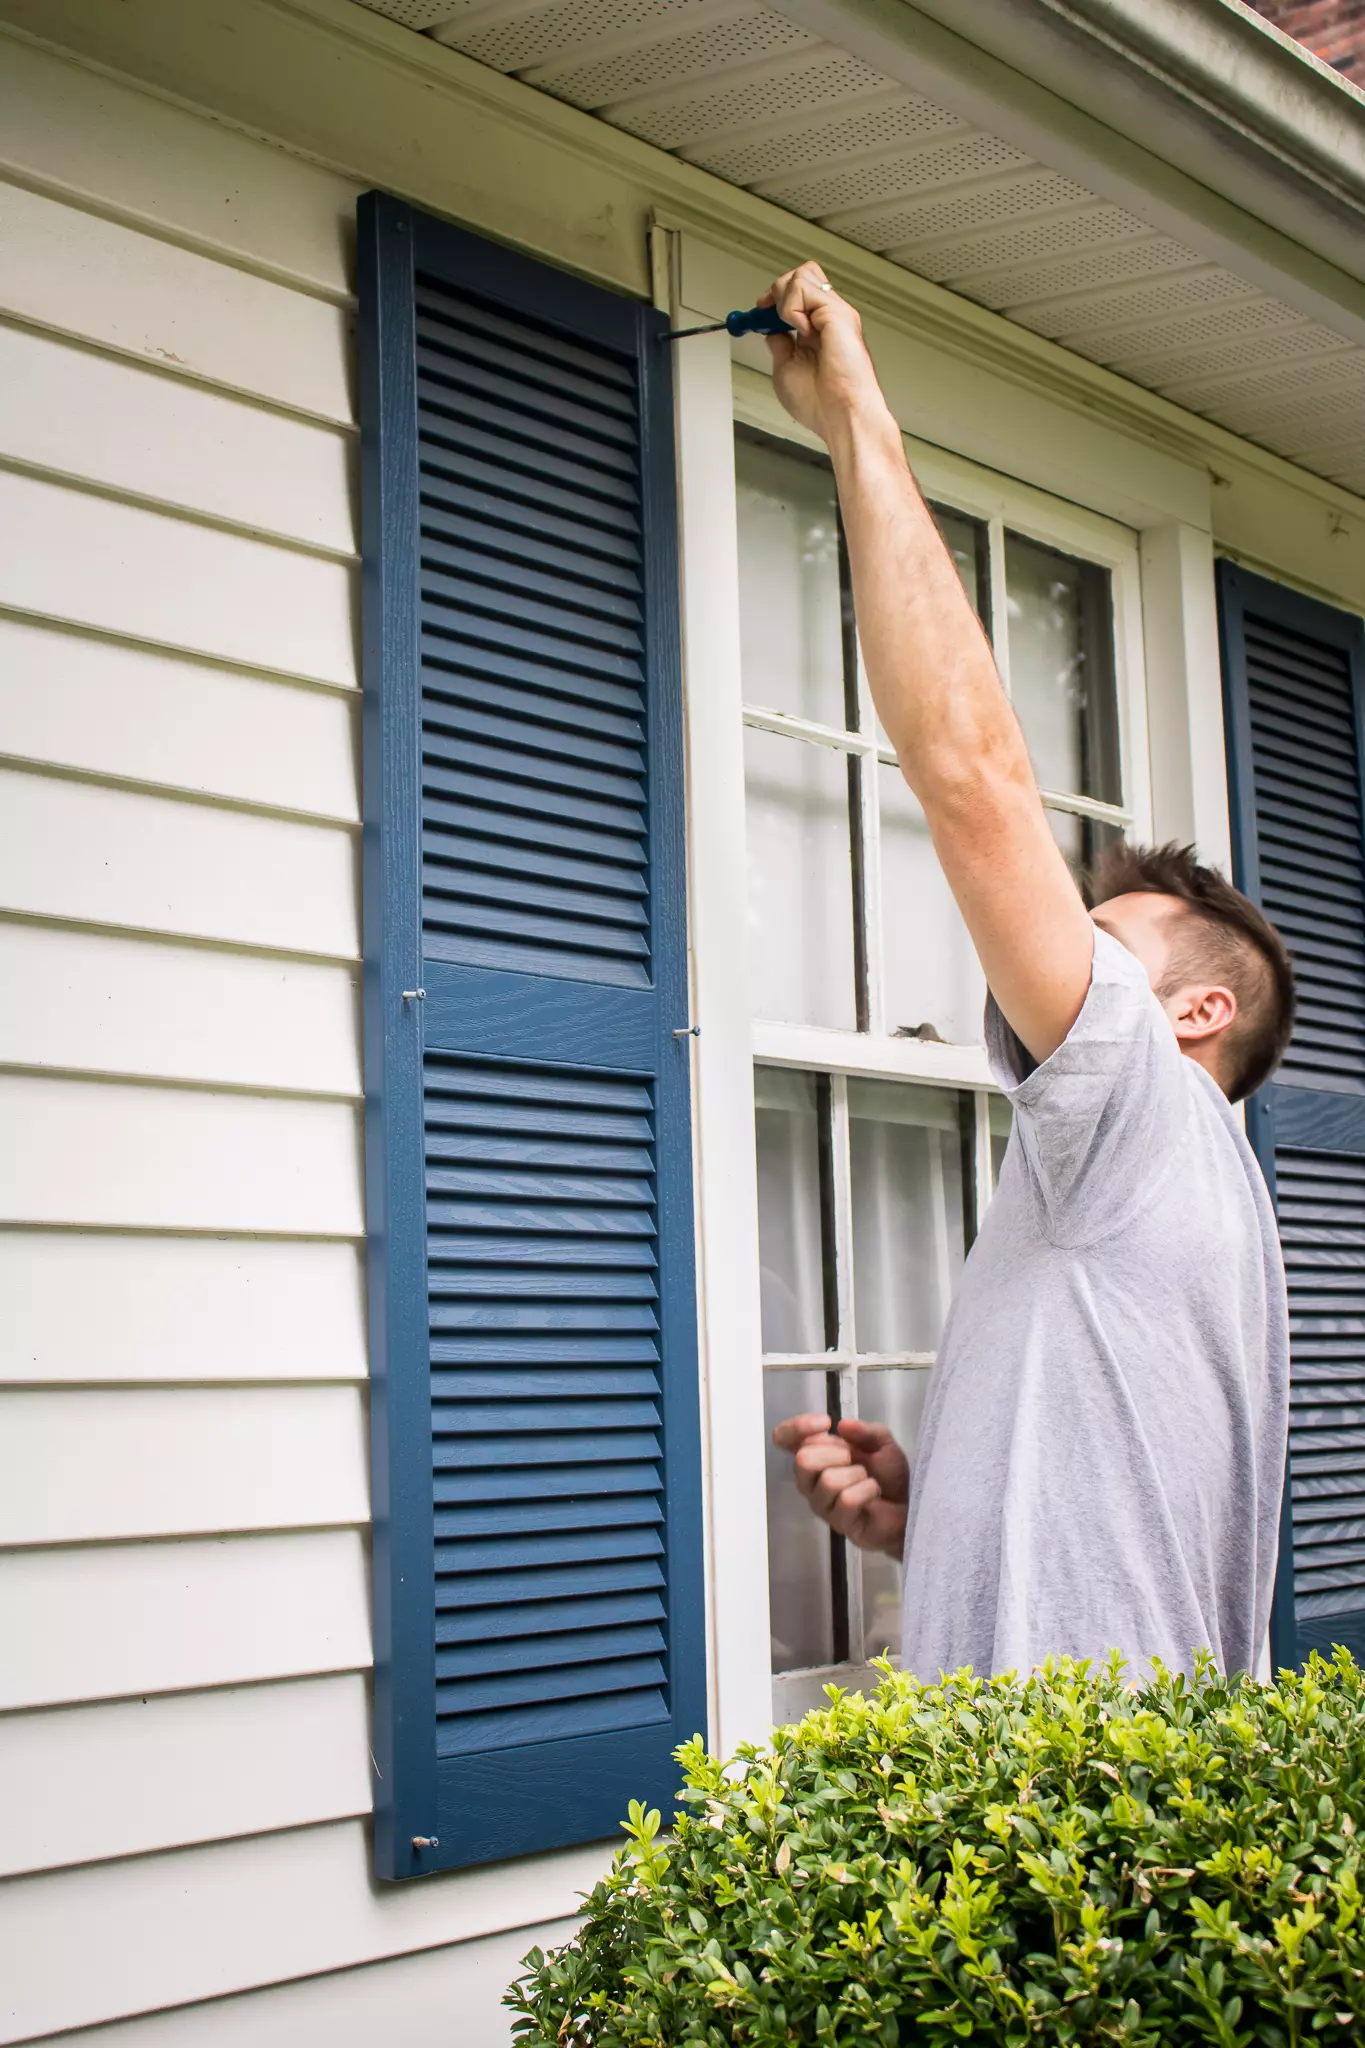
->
[764,262,1095,1065]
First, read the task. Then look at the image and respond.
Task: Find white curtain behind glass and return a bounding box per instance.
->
[763,1367,836,1672]
[848,1080,965,1354]
[858,1367,932,1660]
[734,431,845,730]
[744,727,856,1029]
[753,1067,826,1354]
[878,764,986,1045]
[1005,532,1118,805]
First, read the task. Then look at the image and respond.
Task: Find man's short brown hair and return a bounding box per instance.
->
[1089,840,1296,1102]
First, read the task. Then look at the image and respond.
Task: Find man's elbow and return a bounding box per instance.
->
[904,718,1037,826]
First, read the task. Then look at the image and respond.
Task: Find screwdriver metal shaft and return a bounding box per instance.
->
[662,304,795,342]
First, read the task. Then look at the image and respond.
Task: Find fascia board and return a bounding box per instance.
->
[770,0,1365,338]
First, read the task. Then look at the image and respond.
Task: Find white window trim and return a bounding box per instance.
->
[655,231,775,1756]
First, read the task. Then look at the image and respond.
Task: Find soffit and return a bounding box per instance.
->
[354,0,1365,497]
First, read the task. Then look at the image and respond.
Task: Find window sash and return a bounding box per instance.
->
[758,1067,1002,1681]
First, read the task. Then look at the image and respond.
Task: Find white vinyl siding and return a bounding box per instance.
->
[0,35,598,2048]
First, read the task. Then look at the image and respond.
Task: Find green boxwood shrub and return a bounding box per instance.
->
[507,1653,1365,2046]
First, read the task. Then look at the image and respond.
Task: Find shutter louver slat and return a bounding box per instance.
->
[362,193,702,1879]
[1221,561,1365,1669]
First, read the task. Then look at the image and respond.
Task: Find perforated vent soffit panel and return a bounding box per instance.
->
[356,0,1365,496]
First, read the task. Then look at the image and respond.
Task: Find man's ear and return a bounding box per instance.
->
[1169,982,1237,1045]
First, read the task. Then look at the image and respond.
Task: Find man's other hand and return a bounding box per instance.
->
[771,1411,910,1559]
[759,262,885,445]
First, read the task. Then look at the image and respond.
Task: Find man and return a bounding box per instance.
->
[767,261,1294,1681]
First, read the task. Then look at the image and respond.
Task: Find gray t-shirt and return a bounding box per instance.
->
[900,927,1289,1682]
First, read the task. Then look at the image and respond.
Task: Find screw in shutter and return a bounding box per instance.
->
[672,1024,701,1038]
[401,988,426,1003]
[412,1835,439,1850]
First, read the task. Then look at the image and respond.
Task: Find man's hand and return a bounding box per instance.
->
[759,262,886,445]
[771,1411,909,1559]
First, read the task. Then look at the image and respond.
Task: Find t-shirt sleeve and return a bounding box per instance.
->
[985,926,1192,1245]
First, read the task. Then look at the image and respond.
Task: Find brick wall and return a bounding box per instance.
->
[1250,1,1365,86]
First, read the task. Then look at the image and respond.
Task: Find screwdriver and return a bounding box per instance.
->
[662,304,795,342]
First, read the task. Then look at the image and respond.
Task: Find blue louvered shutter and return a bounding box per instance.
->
[358,192,704,1879]
[1220,562,1365,1671]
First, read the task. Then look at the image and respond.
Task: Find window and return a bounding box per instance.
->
[734,388,1145,1712]
[359,193,704,1878]
[737,421,1136,1047]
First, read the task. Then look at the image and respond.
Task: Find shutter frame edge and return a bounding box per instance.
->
[360,191,706,1881]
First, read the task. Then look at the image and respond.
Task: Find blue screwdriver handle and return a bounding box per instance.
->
[724,304,795,337]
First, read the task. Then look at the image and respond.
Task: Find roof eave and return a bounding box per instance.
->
[772,0,1365,323]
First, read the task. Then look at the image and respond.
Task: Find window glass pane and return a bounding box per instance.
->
[745,728,857,1028]
[989,1093,1012,1188]
[1005,533,1119,804]
[848,1080,966,1353]
[857,1366,931,1660]
[735,428,846,730]
[930,503,989,624]
[1046,806,1123,900]
[763,1369,836,1672]
[878,764,986,1046]
[754,1068,827,1354]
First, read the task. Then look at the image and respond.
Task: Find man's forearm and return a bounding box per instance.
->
[823,393,1094,1056]
[823,397,1032,813]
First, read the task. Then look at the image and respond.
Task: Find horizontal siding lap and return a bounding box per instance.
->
[21,1923,583,2048]
[0,1235,367,1385]
[0,39,357,297]
[0,771,359,956]
[0,1824,606,2045]
[0,180,353,421]
[0,1387,369,1546]
[0,1076,364,1234]
[0,925,362,1096]
[0,619,360,820]
[0,1677,372,1879]
[0,1530,372,1711]
[0,471,357,685]
[0,326,357,553]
